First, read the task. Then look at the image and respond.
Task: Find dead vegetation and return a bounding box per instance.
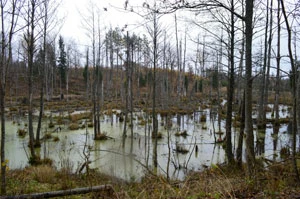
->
[4,159,300,199]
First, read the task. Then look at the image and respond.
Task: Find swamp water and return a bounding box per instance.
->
[4,105,297,181]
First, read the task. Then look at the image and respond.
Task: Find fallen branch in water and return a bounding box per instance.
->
[0,184,114,199]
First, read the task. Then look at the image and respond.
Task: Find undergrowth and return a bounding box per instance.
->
[4,159,300,198]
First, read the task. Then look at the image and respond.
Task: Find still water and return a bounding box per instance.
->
[4,105,296,181]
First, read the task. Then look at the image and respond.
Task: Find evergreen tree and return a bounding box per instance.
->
[58,36,67,85]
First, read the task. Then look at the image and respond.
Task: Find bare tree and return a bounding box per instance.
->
[22,0,44,163]
[80,1,104,139]
[257,0,273,129]
[36,0,61,146]
[280,0,300,182]
[152,0,256,173]
[244,0,255,176]
[128,1,163,169]
[274,0,281,126]
[225,0,235,163]
[0,0,23,194]
[186,0,242,163]
[146,3,162,169]
[174,13,182,97]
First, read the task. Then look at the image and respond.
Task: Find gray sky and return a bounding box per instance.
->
[60,0,144,43]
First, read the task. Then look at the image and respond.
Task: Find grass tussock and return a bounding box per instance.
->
[175,130,188,137]
[43,133,52,140]
[53,136,60,142]
[152,132,163,139]
[56,116,64,125]
[175,143,189,154]
[94,131,112,140]
[138,119,146,126]
[69,123,79,130]
[29,165,57,184]
[69,112,91,122]
[17,129,27,137]
[200,114,206,122]
[48,121,55,128]
[87,122,93,128]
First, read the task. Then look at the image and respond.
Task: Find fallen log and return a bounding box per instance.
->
[0,184,113,199]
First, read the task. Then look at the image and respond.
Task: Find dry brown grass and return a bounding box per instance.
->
[5,161,300,199]
[69,123,79,130]
[69,112,91,123]
[29,165,57,184]
[94,132,109,140]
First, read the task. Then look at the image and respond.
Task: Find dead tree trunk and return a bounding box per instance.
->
[0,185,114,199]
[274,0,281,127]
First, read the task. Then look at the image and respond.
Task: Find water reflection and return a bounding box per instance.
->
[4,105,296,181]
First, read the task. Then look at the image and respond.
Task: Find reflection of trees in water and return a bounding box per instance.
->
[255,129,266,156]
[272,125,279,161]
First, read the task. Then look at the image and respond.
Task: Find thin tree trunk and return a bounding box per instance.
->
[96,23,102,138]
[225,0,235,163]
[109,30,113,98]
[0,86,5,194]
[280,0,300,183]
[257,0,269,129]
[264,0,273,125]
[152,8,158,169]
[245,0,255,176]
[36,77,44,145]
[36,0,48,145]
[123,32,130,138]
[236,92,245,167]
[274,0,281,126]
[1,0,19,191]
[28,0,37,160]
[183,28,187,96]
[0,1,6,194]
[175,13,181,97]
[237,0,245,108]
[130,42,134,138]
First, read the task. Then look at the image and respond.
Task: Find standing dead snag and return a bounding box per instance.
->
[0,184,114,199]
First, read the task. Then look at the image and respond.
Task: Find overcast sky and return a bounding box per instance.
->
[59,0,147,44]
[57,0,198,67]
